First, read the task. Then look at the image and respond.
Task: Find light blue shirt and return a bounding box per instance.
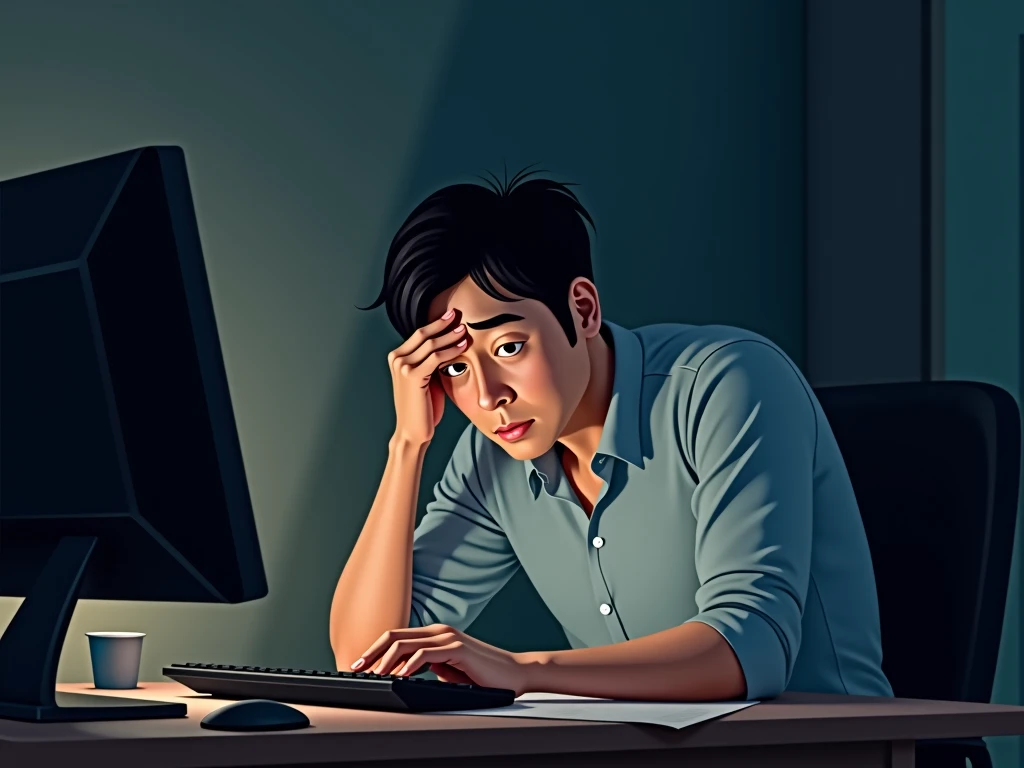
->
[409,320,894,700]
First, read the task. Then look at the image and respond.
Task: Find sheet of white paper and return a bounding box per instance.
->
[433,691,758,729]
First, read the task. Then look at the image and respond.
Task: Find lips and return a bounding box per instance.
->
[494,419,534,442]
[495,419,530,433]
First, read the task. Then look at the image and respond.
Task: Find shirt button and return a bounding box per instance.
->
[599,603,612,616]
[592,536,605,548]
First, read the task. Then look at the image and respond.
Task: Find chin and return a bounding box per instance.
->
[501,443,547,461]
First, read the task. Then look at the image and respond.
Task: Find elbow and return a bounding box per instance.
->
[329,611,355,670]
[332,639,369,673]
[689,606,798,701]
[329,619,367,671]
[329,625,342,669]
[329,634,352,671]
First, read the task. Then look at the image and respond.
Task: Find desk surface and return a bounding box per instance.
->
[0,682,1023,767]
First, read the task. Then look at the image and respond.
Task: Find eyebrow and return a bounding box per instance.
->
[465,313,525,331]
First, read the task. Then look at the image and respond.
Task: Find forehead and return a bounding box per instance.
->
[428,276,532,323]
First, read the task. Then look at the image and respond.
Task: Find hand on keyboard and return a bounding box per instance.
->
[351,623,537,697]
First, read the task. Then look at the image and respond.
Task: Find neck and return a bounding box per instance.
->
[558,327,614,469]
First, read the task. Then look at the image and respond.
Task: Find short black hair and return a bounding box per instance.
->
[361,167,596,346]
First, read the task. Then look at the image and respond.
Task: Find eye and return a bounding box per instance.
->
[495,341,524,358]
[439,362,468,377]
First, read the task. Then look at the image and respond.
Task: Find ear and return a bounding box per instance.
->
[568,277,602,340]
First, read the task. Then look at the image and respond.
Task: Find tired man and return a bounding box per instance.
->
[329,170,893,702]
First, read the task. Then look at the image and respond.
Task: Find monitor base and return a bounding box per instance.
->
[0,691,186,722]
[0,536,188,723]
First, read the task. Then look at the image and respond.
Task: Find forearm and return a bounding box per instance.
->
[521,621,747,702]
[330,436,427,667]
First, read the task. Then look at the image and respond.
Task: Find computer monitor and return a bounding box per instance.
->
[0,146,268,722]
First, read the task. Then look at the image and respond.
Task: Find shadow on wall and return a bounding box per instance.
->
[250,0,804,667]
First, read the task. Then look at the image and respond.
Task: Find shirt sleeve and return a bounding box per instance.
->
[680,339,817,700]
[408,425,521,631]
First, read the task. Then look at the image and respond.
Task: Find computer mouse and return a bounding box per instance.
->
[200,699,311,732]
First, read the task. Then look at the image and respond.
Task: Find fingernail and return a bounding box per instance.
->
[443,309,455,320]
[454,324,465,333]
[457,339,467,347]
[398,665,410,676]
[351,658,364,670]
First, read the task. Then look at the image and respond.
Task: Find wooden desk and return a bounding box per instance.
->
[0,682,1022,767]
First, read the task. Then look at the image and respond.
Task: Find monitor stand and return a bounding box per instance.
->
[0,535,186,722]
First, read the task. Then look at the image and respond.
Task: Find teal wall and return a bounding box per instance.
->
[945,2,1024,767]
[0,0,806,684]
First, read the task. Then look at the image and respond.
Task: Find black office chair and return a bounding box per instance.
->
[816,381,1021,768]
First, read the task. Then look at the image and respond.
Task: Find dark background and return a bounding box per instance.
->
[0,0,1020,765]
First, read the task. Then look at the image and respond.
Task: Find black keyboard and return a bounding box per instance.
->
[163,663,515,713]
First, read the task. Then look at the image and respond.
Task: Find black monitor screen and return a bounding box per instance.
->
[0,147,267,604]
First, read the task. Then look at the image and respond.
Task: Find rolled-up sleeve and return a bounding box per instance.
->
[409,426,520,631]
[681,340,817,700]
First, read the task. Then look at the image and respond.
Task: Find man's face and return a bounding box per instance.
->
[426,276,593,461]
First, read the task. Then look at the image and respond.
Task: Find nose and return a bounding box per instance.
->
[476,367,515,411]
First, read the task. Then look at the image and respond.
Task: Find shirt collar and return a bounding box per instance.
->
[524,320,646,497]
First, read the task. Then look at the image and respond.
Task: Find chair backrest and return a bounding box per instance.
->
[815,381,1020,703]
